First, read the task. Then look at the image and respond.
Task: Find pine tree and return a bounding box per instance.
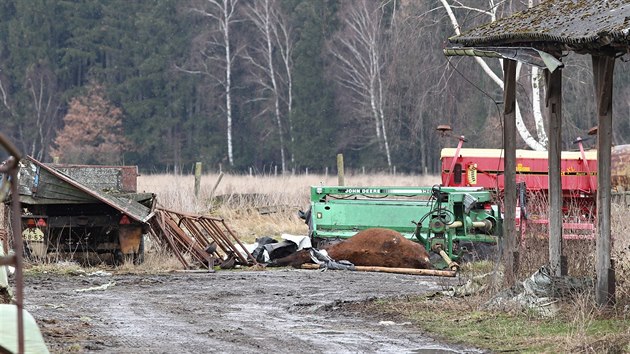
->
[286,0,339,170]
[51,83,129,165]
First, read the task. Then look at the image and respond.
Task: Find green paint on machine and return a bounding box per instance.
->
[308,185,501,266]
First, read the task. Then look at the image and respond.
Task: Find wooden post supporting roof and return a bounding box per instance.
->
[593,54,615,306]
[502,59,517,285]
[442,0,628,308]
[545,67,564,276]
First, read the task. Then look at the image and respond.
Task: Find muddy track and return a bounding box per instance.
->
[23,269,483,353]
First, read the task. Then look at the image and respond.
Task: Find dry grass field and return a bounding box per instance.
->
[139,171,629,304]
[138,172,440,243]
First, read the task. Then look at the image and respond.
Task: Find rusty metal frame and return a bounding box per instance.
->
[0,132,25,354]
[148,208,257,269]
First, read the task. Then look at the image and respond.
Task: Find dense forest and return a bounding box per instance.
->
[1,0,629,174]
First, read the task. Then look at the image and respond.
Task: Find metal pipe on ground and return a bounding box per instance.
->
[301,264,456,277]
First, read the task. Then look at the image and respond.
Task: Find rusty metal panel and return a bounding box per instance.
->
[148,208,256,269]
[611,144,630,191]
[119,225,142,254]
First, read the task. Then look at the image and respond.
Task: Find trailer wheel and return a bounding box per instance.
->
[113,249,124,266]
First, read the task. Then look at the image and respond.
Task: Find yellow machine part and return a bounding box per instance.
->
[466,163,478,185]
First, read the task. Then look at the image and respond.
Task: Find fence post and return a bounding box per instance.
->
[210,172,224,199]
[194,162,202,198]
[337,154,345,186]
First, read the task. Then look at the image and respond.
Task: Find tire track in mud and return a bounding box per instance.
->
[24,270,484,353]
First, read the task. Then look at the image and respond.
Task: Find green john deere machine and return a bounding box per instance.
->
[306,185,501,268]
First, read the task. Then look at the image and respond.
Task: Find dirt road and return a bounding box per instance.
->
[23,269,483,353]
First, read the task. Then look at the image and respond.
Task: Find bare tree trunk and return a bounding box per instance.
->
[376,61,391,167]
[247,0,287,173]
[331,0,392,167]
[265,1,286,173]
[26,62,60,161]
[222,1,235,166]
[439,0,546,151]
[531,66,548,147]
[0,76,11,114]
[271,14,295,165]
[188,0,239,166]
[528,0,548,147]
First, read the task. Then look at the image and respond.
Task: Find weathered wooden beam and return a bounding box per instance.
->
[593,54,615,306]
[194,162,202,198]
[545,67,564,276]
[300,263,456,277]
[337,153,345,186]
[503,59,518,285]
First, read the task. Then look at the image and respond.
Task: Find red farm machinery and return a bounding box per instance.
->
[440,134,630,240]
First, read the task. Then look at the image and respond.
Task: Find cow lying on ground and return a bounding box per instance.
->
[269,228,433,269]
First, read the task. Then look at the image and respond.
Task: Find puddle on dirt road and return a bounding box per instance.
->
[226,296,483,354]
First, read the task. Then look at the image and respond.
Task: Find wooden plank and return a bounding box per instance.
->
[337,154,345,186]
[503,59,518,285]
[300,263,456,277]
[593,54,615,306]
[18,162,95,203]
[546,67,563,276]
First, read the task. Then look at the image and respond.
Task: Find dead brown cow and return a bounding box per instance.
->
[270,228,433,269]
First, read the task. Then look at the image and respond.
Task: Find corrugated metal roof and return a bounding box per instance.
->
[18,156,154,223]
[449,0,630,54]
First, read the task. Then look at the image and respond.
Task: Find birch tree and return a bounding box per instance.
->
[245,0,292,173]
[331,0,392,167]
[439,0,548,151]
[271,5,295,165]
[0,72,10,117]
[24,60,62,161]
[187,0,239,166]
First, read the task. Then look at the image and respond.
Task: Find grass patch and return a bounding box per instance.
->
[23,261,101,276]
[353,290,630,353]
[114,250,186,274]
[459,260,495,274]
[22,250,189,276]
